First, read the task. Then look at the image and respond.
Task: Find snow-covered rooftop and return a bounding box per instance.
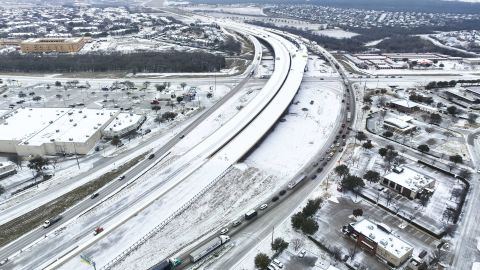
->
[390,99,418,108]
[0,107,118,145]
[104,112,144,133]
[384,116,413,130]
[352,219,413,259]
[384,167,435,193]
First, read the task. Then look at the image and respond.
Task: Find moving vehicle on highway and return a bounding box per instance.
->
[260,203,268,210]
[245,209,258,220]
[90,192,99,199]
[150,258,182,270]
[287,174,307,189]
[93,226,104,236]
[188,235,230,263]
[232,220,242,227]
[43,215,62,228]
[220,228,228,234]
[148,154,155,159]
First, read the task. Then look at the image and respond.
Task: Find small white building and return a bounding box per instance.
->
[0,161,16,179]
[383,116,416,134]
[382,167,435,199]
[102,113,146,138]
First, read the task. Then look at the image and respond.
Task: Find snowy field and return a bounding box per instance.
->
[313,29,359,39]
[304,55,336,78]
[184,5,266,16]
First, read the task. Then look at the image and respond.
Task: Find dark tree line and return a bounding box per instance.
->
[248,21,365,53]
[0,51,226,73]
[248,21,475,57]
[218,36,242,55]
[197,0,480,14]
[375,36,472,58]
[425,79,480,90]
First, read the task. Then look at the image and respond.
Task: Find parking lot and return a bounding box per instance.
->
[312,195,438,270]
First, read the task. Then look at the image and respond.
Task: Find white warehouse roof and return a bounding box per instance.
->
[384,167,434,193]
[0,107,118,146]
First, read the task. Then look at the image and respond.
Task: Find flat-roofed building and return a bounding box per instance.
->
[0,107,118,156]
[383,116,416,134]
[0,161,17,179]
[102,113,146,139]
[382,167,435,199]
[344,219,413,267]
[20,37,86,53]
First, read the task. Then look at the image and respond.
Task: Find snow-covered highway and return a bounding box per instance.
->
[0,21,306,270]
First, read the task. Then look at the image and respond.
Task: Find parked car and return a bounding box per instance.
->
[299,249,307,258]
[273,259,284,268]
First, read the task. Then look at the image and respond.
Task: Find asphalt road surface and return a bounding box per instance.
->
[0,62,260,266]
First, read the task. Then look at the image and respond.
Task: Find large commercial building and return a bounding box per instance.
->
[20,37,86,53]
[0,107,118,156]
[382,167,435,200]
[344,219,414,267]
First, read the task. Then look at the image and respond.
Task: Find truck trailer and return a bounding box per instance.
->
[287,174,307,189]
[245,209,258,220]
[188,235,230,263]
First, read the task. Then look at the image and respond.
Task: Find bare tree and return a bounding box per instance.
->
[291,238,304,252]
[332,246,343,261]
[443,224,457,237]
[429,248,448,266]
[385,190,394,206]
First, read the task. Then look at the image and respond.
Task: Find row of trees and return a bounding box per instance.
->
[247,20,475,56]
[0,51,226,73]
[425,79,480,90]
[291,198,322,235]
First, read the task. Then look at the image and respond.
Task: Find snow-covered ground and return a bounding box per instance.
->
[107,71,342,270]
[246,81,342,178]
[304,55,336,77]
[313,29,359,39]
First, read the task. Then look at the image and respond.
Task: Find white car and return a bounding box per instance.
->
[273,259,284,268]
[260,203,268,210]
[220,228,229,235]
[0,258,8,265]
[299,249,307,258]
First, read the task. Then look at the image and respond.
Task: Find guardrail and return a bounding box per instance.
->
[101,167,233,270]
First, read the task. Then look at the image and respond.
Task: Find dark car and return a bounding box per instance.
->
[148,154,155,159]
[90,192,99,199]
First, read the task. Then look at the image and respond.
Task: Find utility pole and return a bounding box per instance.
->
[271,226,274,245]
[73,143,80,169]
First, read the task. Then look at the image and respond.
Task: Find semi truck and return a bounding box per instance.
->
[150,258,182,270]
[188,235,230,263]
[287,174,307,189]
[43,215,62,228]
[245,209,258,220]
